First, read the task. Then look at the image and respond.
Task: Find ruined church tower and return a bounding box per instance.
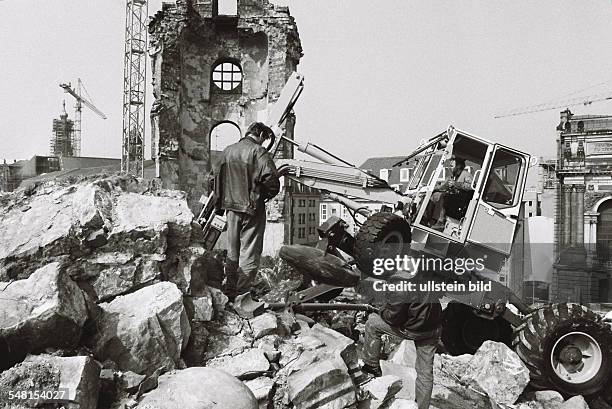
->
[148,0,302,211]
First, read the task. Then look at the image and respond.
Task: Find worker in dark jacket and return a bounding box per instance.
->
[362,282,442,409]
[218,122,280,301]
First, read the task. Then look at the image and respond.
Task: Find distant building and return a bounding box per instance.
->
[290,183,320,245]
[359,156,417,193]
[319,197,384,236]
[0,155,140,192]
[316,154,411,234]
[50,103,76,157]
[552,109,612,303]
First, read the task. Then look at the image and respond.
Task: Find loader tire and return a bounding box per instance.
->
[354,212,412,277]
[513,303,612,399]
[441,302,512,355]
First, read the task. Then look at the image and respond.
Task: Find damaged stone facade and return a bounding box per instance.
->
[148,0,302,212]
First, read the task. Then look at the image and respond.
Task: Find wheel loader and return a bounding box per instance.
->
[199,73,612,402]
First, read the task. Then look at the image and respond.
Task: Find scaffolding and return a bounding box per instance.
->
[50,101,76,157]
[122,0,148,177]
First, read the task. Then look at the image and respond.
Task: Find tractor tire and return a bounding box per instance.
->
[354,212,412,277]
[441,302,513,355]
[513,303,612,399]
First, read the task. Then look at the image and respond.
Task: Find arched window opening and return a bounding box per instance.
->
[210,121,241,152]
[211,61,243,93]
[597,200,612,262]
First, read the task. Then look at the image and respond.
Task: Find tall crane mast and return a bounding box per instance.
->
[122,0,148,177]
[59,79,108,157]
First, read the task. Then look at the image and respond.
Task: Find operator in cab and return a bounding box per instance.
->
[217,122,281,302]
[362,272,442,409]
[426,156,473,230]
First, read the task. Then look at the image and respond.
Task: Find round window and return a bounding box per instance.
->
[212,62,242,92]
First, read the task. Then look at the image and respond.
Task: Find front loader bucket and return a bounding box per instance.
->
[279,245,360,287]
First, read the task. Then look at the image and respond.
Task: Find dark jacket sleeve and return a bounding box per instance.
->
[381,301,442,332]
[255,148,280,201]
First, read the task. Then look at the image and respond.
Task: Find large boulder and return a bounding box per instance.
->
[0,262,88,368]
[287,357,357,409]
[0,354,100,409]
[0,176,194,302]
[282,325,368,409]
[463,341,530,405]
[207,349,270,380]
[93,282,190,376]
[431,354,492,409]
[136,367,258,409]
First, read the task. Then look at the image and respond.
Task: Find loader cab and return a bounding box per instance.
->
[406,126,529,259]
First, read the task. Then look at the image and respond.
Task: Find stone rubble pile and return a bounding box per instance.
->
[0,175,596,409]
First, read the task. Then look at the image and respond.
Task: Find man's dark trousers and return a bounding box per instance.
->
[225,204,266,297]
[363,313,439,409]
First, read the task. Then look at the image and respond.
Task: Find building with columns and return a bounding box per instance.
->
[552,109,612,303]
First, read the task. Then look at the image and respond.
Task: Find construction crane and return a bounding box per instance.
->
[122,0,148,177]
[494,90,612,118]
[59,79,108,157]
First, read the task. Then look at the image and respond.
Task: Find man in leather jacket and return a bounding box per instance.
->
[217,122,280,301]
[362,275,442,409]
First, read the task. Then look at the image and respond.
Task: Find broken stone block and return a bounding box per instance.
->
[166,246,220,296]
[362,375,403,403]
[560,396,589,409]
[137,367,258,409]
[207,349,270,380]
[431,354,492,409]
[245,376,275,408]
[93,282,191,376]
[278,312,300,335]
[462,341,530,405]
[250,312,281,339]
[0,184,102,281]
[87,254,163,302]
[287,357,357,409]
[388,399,418,409]
[533,391,564,409]
[389,340,417,368]
[380,360,417,400]
[184,295,214,321]
[302,323,367,384]
[118,371,146,393]
[0,354,101,409]
[0,262,88,368]
[207,285,228,312]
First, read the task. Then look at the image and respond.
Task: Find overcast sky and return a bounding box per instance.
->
[1,0,612,165]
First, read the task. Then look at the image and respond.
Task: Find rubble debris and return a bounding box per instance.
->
[117,371,146,394]
[359,375,403,409]
[432,353,498,409]
[463,341,530,405]
[250,312,282,339]
[560,396,589,409]
[136,367,258,409]
[207,348,271,380]
[92,282,191,376]
[245,376,276,409]
[388,400,418,409]
[287,357,357,409]
[380,340,419,400]
[0,262,88,368]
[533,391,565,409]
[0,354,100,409]
[184,294,214,322]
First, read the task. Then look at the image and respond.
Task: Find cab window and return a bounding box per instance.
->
[482,149,524,209]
